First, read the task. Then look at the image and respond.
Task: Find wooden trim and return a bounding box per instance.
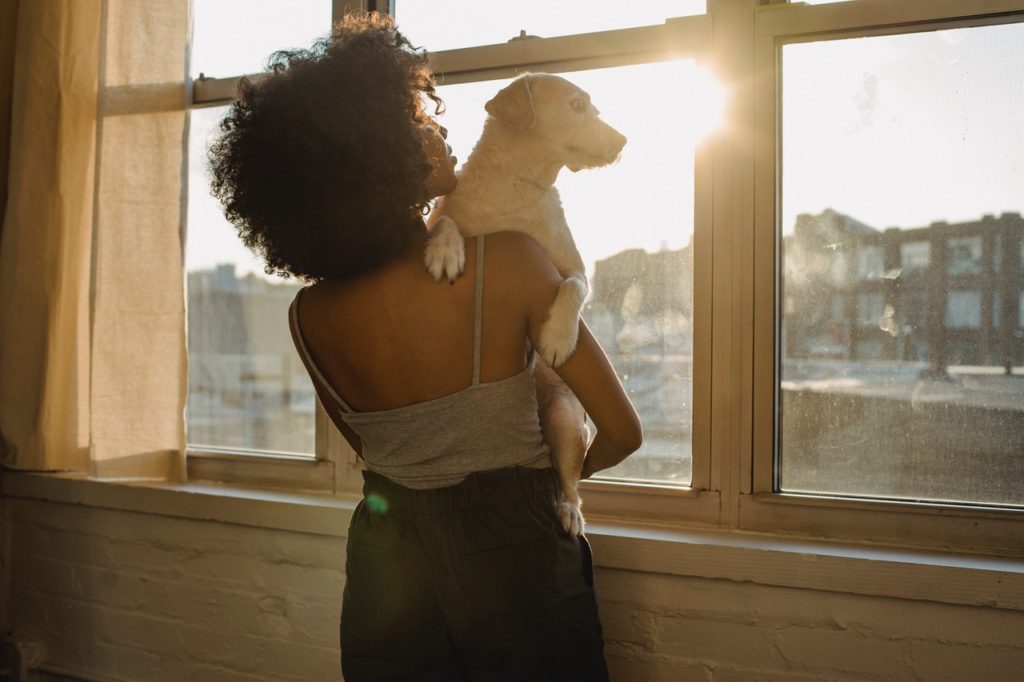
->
[428,17,710,80]
[740,493,1024,558]
[186,449,334,493]
[757,0,1024,37]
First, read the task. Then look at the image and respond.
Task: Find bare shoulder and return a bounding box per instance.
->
[481,231,561,289]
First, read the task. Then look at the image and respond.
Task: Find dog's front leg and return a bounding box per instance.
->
[538,272,588,367]
[423,215,466,282]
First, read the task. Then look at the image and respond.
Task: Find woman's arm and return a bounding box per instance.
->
[501,232,643,478]
[548,318,642,478]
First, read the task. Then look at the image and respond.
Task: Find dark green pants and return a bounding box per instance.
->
[341,466,609,682]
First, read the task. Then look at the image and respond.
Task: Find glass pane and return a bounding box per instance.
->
[434,61,721,485]
[779,24,1024,506]
[394,0,705,52]
[186,107,316,455]
[191,0,330,78]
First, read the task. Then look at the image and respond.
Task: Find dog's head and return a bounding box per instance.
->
[485,73,627,172]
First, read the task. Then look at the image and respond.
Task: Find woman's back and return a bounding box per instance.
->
[293,232,539,415]
[290,232,557,487]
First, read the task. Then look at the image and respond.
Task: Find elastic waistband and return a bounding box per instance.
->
[361,466,557,515]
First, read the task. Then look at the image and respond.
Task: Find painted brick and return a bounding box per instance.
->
[11,588,48,630]
[245,560,344,599]
[711,663,860,681]
[177,624,337,680]
[9,496,1024,682]
[775,625,916,678]
[103,609,184,654]
[72,564,148,610]
[605,648,714,682]
[652,616,788,670]
[907,640,1024,682]
[115,644,203,682]
[38,594,111,642]
[600,600,659,650]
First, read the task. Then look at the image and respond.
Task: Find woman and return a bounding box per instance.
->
[209,12,641,681]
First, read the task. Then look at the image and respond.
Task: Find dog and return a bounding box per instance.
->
[423,73,627,535]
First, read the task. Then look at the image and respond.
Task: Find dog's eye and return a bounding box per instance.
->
[570,99,586,113]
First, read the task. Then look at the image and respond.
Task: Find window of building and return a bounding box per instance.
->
[945,290,982,329]
[947,236,984,276]
[899,240,930,274]
[854,245,885,281]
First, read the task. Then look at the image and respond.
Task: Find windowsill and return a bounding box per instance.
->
[4,469,1023,611]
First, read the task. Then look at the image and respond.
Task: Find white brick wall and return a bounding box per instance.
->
[7,495,1024,681]
[10,498,344,681]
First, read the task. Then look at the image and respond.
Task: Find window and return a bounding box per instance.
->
[400,7,717,491]
[947,236,984,276]
[854,245,884,281]
[769,11,1024,516]
[186,2,330,458]
[190,0,330,79]
[393,0,705,52]
[945,290,982,329]
[186,1,1024,553]
[899,240,930,274]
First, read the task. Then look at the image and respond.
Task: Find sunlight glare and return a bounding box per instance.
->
[686,66,727,142]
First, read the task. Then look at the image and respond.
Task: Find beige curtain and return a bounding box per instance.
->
[0,0,189,481]
[0,0,100,472]
[89,0,189,480]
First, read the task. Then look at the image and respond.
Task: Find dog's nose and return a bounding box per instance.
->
[611,129,627,153]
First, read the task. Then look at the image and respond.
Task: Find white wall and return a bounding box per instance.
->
[4,479,1024,682]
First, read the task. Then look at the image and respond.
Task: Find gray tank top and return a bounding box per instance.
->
[289,235,551,489]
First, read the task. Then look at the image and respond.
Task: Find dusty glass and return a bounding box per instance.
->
[191,0,330,78]
[432,60,721,485]
[779,24,1024,505]
[185,107,316,456]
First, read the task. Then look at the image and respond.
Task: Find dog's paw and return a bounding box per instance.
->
[555,499,585,536]
[424,216,466,282]
[538,316,580,368]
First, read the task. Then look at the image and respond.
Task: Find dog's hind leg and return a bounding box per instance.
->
[423,215,466,282]
[538,272,588,367]
[535,362,588,535]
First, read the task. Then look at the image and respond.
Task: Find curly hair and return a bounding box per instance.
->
[208,11,443,282]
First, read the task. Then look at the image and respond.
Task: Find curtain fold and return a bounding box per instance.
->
[0,0,100,472]
[0,0,190,481]
[89,0,189,480]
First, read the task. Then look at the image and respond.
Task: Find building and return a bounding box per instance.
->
[783,209,1024,373]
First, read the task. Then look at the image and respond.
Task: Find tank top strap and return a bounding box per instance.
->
[472,234,485,386]
[289,287,355,413]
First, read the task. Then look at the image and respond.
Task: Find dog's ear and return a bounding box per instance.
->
[485,76,536,133]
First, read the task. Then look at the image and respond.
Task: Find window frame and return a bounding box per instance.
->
[186,3,718,520]
[424,13,720,527]
[747,0,1024,556]
[184,0,1024,558]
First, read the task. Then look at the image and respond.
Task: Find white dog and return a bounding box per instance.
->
[424,73,627,535]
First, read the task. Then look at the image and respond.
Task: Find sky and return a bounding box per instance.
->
[186,1,1024,279]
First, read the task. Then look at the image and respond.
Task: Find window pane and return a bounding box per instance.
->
[191,0,330,78]
[394,1,705,52]
[186,107,316,455]
[779,24,1024,506]
[435,60,718,485]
